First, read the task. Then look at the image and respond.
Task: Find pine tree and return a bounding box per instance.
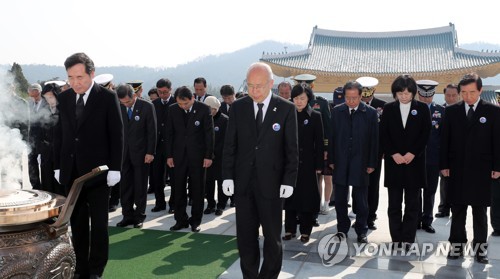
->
[9,63,29,99]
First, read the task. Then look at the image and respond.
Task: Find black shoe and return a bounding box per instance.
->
[147,187,154,194]
[475,255,489,264]
[347,204,351,208]
[151,206,166,212]
[334,232,345,241]
[215,209,223,216]
[313,219,320,227]
[282,233,296,241]
[328,200,335,207]
[191,225,201,233]
[447,248,464,260]
[368,221,377,230]
[204,207,215,214]
[170,222,189,231]
[116,219,134,227]
[357,234,368,243]
[300,235,310,243]
[435,212,450,218]
[168,208,175,214]
[492,230,500,236]
[230,201,236,207]
[108,205,118,213]
[422,224,436,234]
[133,222,143,228]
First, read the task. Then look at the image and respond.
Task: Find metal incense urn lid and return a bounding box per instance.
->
[0,166,108,279]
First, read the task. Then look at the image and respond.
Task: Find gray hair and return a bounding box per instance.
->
[115,83,134,99]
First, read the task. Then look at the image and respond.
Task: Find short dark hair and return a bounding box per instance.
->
[235,92,246,99]
[220,85,235,96]
[291,84,314,102]
[458,73,482,92]
[64,52,95,74]
[156,78,172,89]
[194,77,207,87]
[41,83,61,96]
[443,83,459,94]
[174,86,193,100]
[391,74,417,99]
[343,81,362,95]
[277,81,292,91]
[148,87,158,97]
[115,84,134,99]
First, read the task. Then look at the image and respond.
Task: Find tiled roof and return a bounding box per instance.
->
[261,24,500,75]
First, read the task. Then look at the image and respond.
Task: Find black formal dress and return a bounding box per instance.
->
[222,94,298,278]
[380,100,431,244]
[120,99,157,223]
[54,82,123,277]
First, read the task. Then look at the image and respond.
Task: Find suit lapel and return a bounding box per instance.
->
[70,91,78,130]
[76,84,98,131]
[469,99,484,128]
[258,95,279,141]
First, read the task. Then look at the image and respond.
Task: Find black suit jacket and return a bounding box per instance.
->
[166,100,214,165]
[220,102,231,116]
[152,96,176,157]
[207,111,228,181]
[380,100,431,189]
[54,83,123,186]
[440,100,500,206]
[222,94,299,199]
[121,98,157,165]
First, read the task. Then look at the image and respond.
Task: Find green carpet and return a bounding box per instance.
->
[104,227,239,278]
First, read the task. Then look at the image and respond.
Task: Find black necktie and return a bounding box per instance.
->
[350,108,355,118]
[183,109,189,126]
[76,93,85,122]
[467,104,474,121]
[256,103,264,134]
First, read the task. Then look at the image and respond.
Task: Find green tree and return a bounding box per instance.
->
[9,63,29,99]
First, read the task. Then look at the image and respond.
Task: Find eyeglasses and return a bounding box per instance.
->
[157,89,170,95]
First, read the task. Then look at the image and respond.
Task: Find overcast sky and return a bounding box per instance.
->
[2,0,499,68]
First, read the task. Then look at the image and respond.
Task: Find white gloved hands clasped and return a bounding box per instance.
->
[279,185,294,198]
[54,169,60,184]
[107,170,121,187]
[222,179,234,196]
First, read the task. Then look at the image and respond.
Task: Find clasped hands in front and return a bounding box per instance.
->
[391,152,415,165]
[222,179,294,198]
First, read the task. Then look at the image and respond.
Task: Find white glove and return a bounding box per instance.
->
[280,185,294,198]
[107,170,121,187]
[54,169,60,184]
[222,179,234,196]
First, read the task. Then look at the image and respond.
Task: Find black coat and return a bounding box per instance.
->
[207,111,228,181]
[440,100,500,206]
[54,83,123,186]
[220,102,231,116]
[120,98,157,165]
[426,102,445,165]
[284,107,323,212]
[152,96,176,157]
[329,102,379,187]
[222,94,299,199]
[380,100,431,189]
[166,100,214,165]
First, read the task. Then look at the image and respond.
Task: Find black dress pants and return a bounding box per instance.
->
[449,204,487,251]
[387,186,420,243]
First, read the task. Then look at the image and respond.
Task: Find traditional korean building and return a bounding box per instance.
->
[260,23,500,94]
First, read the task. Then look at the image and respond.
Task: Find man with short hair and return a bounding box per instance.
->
[166,86,214,232]
[220,84,235,116]
[54,52,123,278]
[193,77,212,102]
[115,83,157,229]
[277,81,292,100]
[441,73,500,264]
[150,78,176,213]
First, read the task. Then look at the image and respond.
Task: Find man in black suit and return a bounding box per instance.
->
[115,84,157,228]
[54,53,123,279]
[27,82,49,190]
[222,62,298,278]
[357,77,386,230]
[166,86,214,232]
[441,73,500,264]
[150,78,176,213]
[193,77,212,102]
[220,84,235,116]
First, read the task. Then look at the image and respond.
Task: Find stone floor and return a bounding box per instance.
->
[105,165,500,279]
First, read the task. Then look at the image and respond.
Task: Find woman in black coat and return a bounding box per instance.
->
[283,85,324,243]
[40,83,64,196]
[379,75,431,250]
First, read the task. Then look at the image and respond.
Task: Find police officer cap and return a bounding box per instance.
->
[333,86,345,106]
[416,80,439,97]
[94,74,114,86]
[356,77,379,88]
[44,80,67,87]
[293,74,316,84]
[127,80,143,93]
